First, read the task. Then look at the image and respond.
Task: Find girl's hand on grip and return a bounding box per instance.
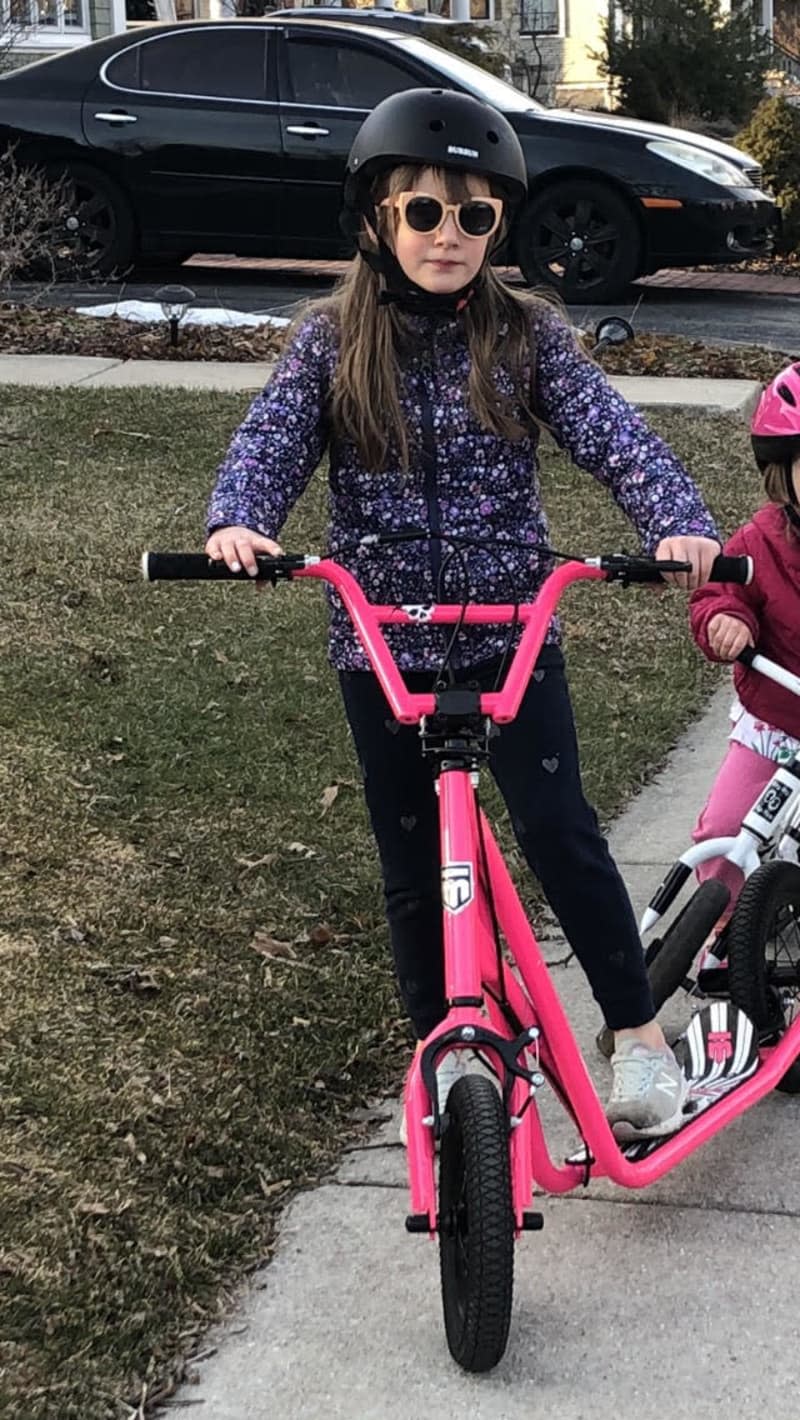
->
[205,526,283,578]
[708,613,754,661]
[654,535,720,590]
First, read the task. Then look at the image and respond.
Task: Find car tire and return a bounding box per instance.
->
[47,162,137,277]
[515,179,641,304]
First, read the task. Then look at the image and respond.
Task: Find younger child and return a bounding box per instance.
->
[690,363,800,916]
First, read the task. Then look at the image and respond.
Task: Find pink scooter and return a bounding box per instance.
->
[144,542,796,1376]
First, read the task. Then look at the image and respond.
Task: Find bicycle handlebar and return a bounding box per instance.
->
[738,645,800,699]
[141,549,752,725]
[142,550,752,587]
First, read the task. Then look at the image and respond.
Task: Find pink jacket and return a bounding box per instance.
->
[690,503,800,739]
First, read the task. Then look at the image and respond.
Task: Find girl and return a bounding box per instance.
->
[205,88,721,1141]
[690,364,800,921]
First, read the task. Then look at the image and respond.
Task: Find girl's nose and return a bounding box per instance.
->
[434,212,459,243]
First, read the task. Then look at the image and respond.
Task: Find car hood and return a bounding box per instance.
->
[524,106,755,167]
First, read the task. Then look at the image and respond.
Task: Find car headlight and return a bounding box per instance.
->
[646,139,751,188]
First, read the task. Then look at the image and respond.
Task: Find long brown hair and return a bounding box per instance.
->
[763,459,800,540]
[298,164,555,473]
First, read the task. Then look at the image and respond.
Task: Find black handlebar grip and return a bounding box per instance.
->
[737,644,757,667]
[710,554,753,585]
[142,552,280,581]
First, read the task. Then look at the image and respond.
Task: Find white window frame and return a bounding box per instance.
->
[3,0,90,47]
[519,0,562,37]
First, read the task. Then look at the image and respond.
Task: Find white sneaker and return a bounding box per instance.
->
[606,1040,688,1141]
[399,1050,472,1147]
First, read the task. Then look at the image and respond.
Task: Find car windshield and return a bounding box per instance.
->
[396,35,543,113]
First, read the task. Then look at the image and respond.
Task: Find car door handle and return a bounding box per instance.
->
[93,111,138,124]
[285,124,330,138]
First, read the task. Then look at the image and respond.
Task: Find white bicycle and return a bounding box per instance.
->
[598,648,800,1089]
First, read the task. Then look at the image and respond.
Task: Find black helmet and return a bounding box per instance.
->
[343,88,528,218]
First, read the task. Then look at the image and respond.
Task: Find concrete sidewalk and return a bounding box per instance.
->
[0,353,762,417]
[168,685,800,1420]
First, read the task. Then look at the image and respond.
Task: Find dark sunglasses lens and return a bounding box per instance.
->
[404,196,444,232]
[459,201,498,236]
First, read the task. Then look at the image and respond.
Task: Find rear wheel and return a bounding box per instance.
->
[516,179,641,303]
[47,162,136,276]
[727,860,800,1094]
[438,1074,514,1372]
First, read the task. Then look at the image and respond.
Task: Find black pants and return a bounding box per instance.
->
[338,647,654,1038]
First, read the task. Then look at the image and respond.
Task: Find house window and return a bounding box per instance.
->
[5,0,87,28]
[519,0,559,34]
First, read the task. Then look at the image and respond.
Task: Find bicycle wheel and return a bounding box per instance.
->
[596,879,731,1060]
[727,860,800,1094]
[647,879,731,1009]
[438,1074,514,1372]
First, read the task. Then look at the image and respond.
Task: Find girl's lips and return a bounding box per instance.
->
[427,259,461,269]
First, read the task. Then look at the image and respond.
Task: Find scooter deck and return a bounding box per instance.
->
[568,1001,760,1166]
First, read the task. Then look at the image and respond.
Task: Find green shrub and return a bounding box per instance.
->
[598,0,769,125]
[738,95,800,251]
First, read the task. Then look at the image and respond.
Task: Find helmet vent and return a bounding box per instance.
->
[487,130,500,144]
[429,118,445,132]
[778,382,797,407]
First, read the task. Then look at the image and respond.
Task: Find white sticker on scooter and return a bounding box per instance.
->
[442,863,474,914]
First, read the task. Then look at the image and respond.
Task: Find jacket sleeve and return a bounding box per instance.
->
[207,313,333,539]
[689,523,763,660]
[532,311,719,553]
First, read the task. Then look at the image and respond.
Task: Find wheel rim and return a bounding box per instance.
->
[63,177,118,270]
[531,195,621,294]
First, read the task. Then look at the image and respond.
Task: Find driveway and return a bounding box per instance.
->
[5,262,800,351]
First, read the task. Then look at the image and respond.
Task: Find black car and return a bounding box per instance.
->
[0,16,778,301]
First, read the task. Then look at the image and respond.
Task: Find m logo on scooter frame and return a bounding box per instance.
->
[442,862,474,914]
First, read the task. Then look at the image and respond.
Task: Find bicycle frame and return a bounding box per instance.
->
[640,652,800,936]
[288,557,800,1234]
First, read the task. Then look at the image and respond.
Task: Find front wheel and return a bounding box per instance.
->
[438,1074,514,1372]
[727,860,800,1094]
[516,179,641,304]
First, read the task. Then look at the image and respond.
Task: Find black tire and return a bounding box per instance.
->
[48,162,136,276]
[595,879,730,1060]
[647,879,731,1010]
[516,179,641,304]
[727,860,800,1094]
[438,1074,514,1373]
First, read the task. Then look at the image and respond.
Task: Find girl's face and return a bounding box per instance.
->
[792,457,800,503]
[383,166,497,295]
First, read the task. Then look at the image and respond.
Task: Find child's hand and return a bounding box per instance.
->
[707,613,754,661]
[205,526,283,577]
[654,535,720,590]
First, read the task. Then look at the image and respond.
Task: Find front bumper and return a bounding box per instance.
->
[639,192,780,272]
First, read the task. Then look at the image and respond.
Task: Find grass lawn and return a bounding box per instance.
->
[0,389,757,1419]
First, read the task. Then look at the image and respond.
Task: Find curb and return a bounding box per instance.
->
[0,355,763,417]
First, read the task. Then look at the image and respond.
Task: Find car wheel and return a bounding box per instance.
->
[516,179,641,304]
[47,162,137,277]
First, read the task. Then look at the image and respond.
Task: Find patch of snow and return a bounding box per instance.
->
[73,300,290,328]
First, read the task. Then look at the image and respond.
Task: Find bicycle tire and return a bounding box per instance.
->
[727,860,800,1094]
[647,879,731,1010]
[438,1074,514,1372]
[595,879,730,1061]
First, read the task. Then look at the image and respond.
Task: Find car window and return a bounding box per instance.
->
[108,29,269,101]
[286,39,418,109]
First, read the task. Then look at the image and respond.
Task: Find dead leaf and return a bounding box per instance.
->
[249,931,293,959]
[286,841,316,858]
[235,854,277,872]
[319,784,339,813]
[307,924,333,948]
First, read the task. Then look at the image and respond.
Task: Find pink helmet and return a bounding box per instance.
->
[751,362,800,490]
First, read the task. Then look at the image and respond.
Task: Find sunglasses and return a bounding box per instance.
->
[379,191,504,240]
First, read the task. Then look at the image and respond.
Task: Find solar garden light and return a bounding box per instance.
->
[155,284,196,348]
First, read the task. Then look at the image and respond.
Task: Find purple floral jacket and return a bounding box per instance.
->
[208,305,718,671]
